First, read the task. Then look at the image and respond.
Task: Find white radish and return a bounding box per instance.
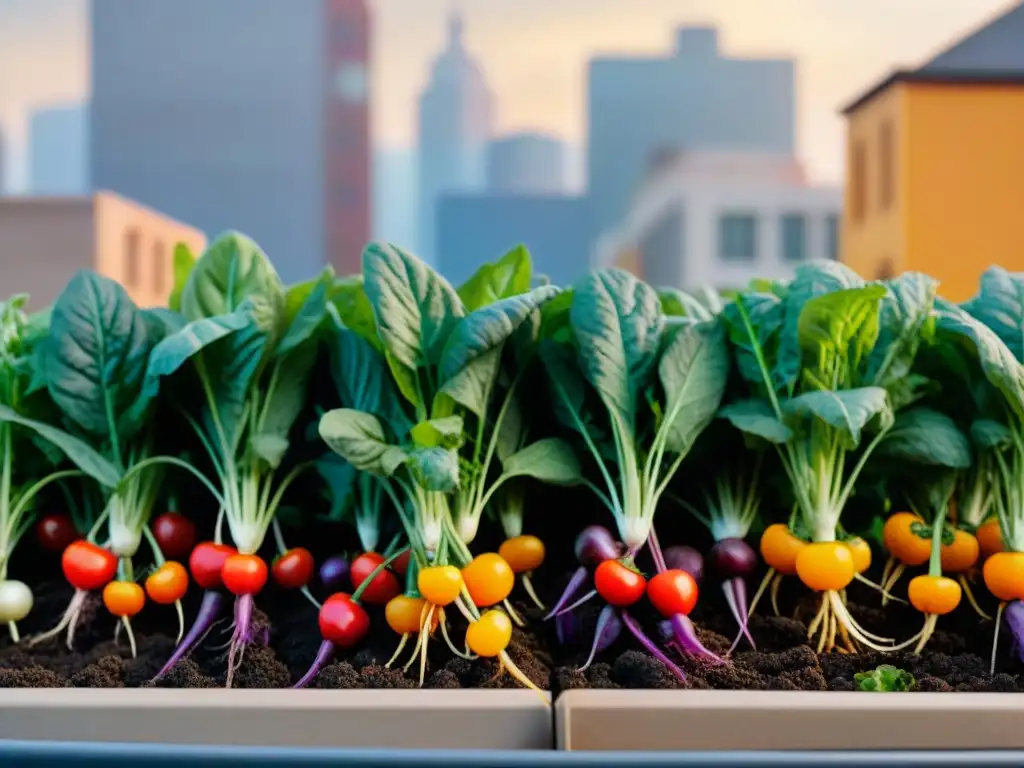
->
[0,580,33,622]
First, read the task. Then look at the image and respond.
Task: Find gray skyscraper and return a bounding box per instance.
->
[587,26,795,236]
[28,104,88,195]
[416,11,493,263]
[486,133,567,195]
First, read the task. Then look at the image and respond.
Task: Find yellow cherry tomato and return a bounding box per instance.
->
[144,561,189,605]
[795,541,855,592]
[102,581,145,618]
[417,565,463,606]
[466,609,513,657]
[385,595,430,635]
[983,551,1024,602]
[462,553,515,607]
[907,575,962,615]
[940,529,980,573]
[759,523,805,575]
[498,535,546,574]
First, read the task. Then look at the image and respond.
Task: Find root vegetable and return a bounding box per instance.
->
[35,514,78,554]
[578,604,622,671]
[462,553,515,608]
[594,560,646,607]
[151,513,197,561]
[977,519,1004,559]
[103,581,145,618]
[189,542,236,589]
[759,524,805,576]
[62,540,118,591]
[294,592,371,689]
[351,552,401,605]
[499,535,545,573]
[152,590,227,681]
[907,575,962,616]
[319,555,350,590]
[844,537,872,574]
[145,562,189,605]
[795,542,855,592]
[417,565,463,606]
[0,580,33,623]
[940,529,980,573]
[221,554,268,596]
[984,551,1024,602]
[466,609,512,657]
[646,569,698,617]
[662,545,704,583]
[272,547,315,589]
[575,525,620,566]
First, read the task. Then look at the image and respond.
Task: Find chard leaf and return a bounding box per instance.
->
[722,292,783,388]
[137,308,253,390]
[971,418,1013,450]
[44,271,153,441]
[330,326,409,434]
[660,287,714,321]
[410,416,464,450]
[783,386,890,447]
[330,277,381,351]
[774,262,865,390]
[495,390,527,462]
[437,285,560,416]
[277,270,332,357]
[658,320,731,455]
[571,269,664,430]
[875,407,971,468]
[316,454,358,521]
[885,373,934,412]
[501,437,582,485]
[457,245,533,311]
[0,404,120,488]
[180,232,285,322]
[319,408,398,474]
[249,342,318,467]
[718,399,792,444]
[363,242,464,405]
[538,340,589,435]
[963,267,1024,362]
[403,446,460,492]
[866,272,938,387]
[249,434,290,469]
[797,285,887,373]
[539,290,574,343]
[168,243,196,312]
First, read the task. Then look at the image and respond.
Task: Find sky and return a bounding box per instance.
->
[0,0,1015,188]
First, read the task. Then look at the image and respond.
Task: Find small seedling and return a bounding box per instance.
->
[854,664,915,692]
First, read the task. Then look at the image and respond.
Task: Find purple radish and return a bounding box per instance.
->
[319,555,350,590]
[723,578,757,652]
[663,545,704,583]
[667,613,726,665]
[579,604,623,671]
[708,538,758,651]
[545,568,589,620]
[1004,600,1024,665]
[555,610,580,647]
[152,590,227,681]
[546,526,622,621]
[295,639,335,688]
[224,594,255,688]
[620,610,687,681]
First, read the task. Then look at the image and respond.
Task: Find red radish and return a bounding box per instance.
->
[647,569,699,617]
[708,537,759,652]
[546,526,623,620]
[151,513,197,560]
[272,547,315,589]
[61,540,117,591]
[294,592,371,688]
[35,513,78,554]
[350,552,401,605]
[189,542,236,589]
[222,554,268,596]
[594,560,646,607]
[391,549,411,577]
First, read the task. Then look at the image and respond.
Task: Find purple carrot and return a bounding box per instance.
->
[579,604,623,671]
[224,594,255,688]
[294,639,335,688]
[1004,600,1024,663]
[319,555,350,591]
[152,590,227,681]
[723,577,756,653]
[620,610,686,682]
[708,538,758,579]
[555,610,580,647]
[668,613,726,665]
[575,525,622,566]
[663,545,704,584]
[544,566,588,620]
[552,589,597,618]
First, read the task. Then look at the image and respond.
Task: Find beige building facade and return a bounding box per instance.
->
[0,191,206,309]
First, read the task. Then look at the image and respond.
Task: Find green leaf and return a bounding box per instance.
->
[865,272,939,387]
[718,399,792,444]
[362,241,464,380]
[501,437,581,485]
[249,433,290,469]
[660,287,715,321]
[410,416,464,450]
[971,418,1013,450]
[774,262,865,390]
[437,285,560,417]
[44,271,153,441]
[797,285,887,373]
[330,277,381,351]
[319,408,398,474]
[855,665,914,692]
[495,390,528,462]
[403,446,460,492]
[457,245,533,312]
[316,454,358,522]
[168,243,196,311]
[963,266,1024,362]
[0,404,119,488]
[874,407,971,469]
[538,340,593,437]
[277,269,332,357]
[249,342,318,466]
[329,326,409,434]
[180,231,285,322]
[783,386,890,448]
[721,293,784,389]
[571,269,664,430]
[658,320,731,455]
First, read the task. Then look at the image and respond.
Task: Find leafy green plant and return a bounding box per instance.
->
[854,664,915,692]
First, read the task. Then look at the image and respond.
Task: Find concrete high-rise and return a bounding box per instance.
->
[587,26,795,237]
[29,104,88,195]
[486,133,567,195]
[90,0,371,282]
[417,11,493,263]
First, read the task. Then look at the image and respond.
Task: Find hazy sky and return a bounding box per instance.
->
[0,0,1014,187]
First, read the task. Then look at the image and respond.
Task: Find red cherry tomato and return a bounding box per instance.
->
[594,560,647,607]
[151,513,197,560]
[36,513,78,554]
[62,540,118,591]
[351,552,401,605]
[392,549,411,577]
[272,547,315,589]
[319,592,370,647]
[221,554,269,596]
[189,542,236,589]
[647,569,699,617]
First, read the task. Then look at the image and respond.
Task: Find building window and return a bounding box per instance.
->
[153,241,166,296]
[879,121,894,211]
[780,214,807,262]
[718,213,758,261]
[850,140,867,224]
[825,214,840,260]
[124,228,141,288]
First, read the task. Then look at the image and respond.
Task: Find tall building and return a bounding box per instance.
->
[486,133,567,195]
[417,11,493,263]
[28,104,88,195]
[587,26,795,240]
[373,147,418,249]
[0,127,6,194]
[0,192,205,309]
[840,1,1024,301]
[90,0,370,283]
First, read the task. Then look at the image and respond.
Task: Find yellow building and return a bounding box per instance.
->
[840,2,1024,301]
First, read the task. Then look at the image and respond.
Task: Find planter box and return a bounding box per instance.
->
[0,689,552,751]
[556,691,1024,751]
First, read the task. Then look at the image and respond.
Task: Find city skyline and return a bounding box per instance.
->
[0,0,1015,191]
